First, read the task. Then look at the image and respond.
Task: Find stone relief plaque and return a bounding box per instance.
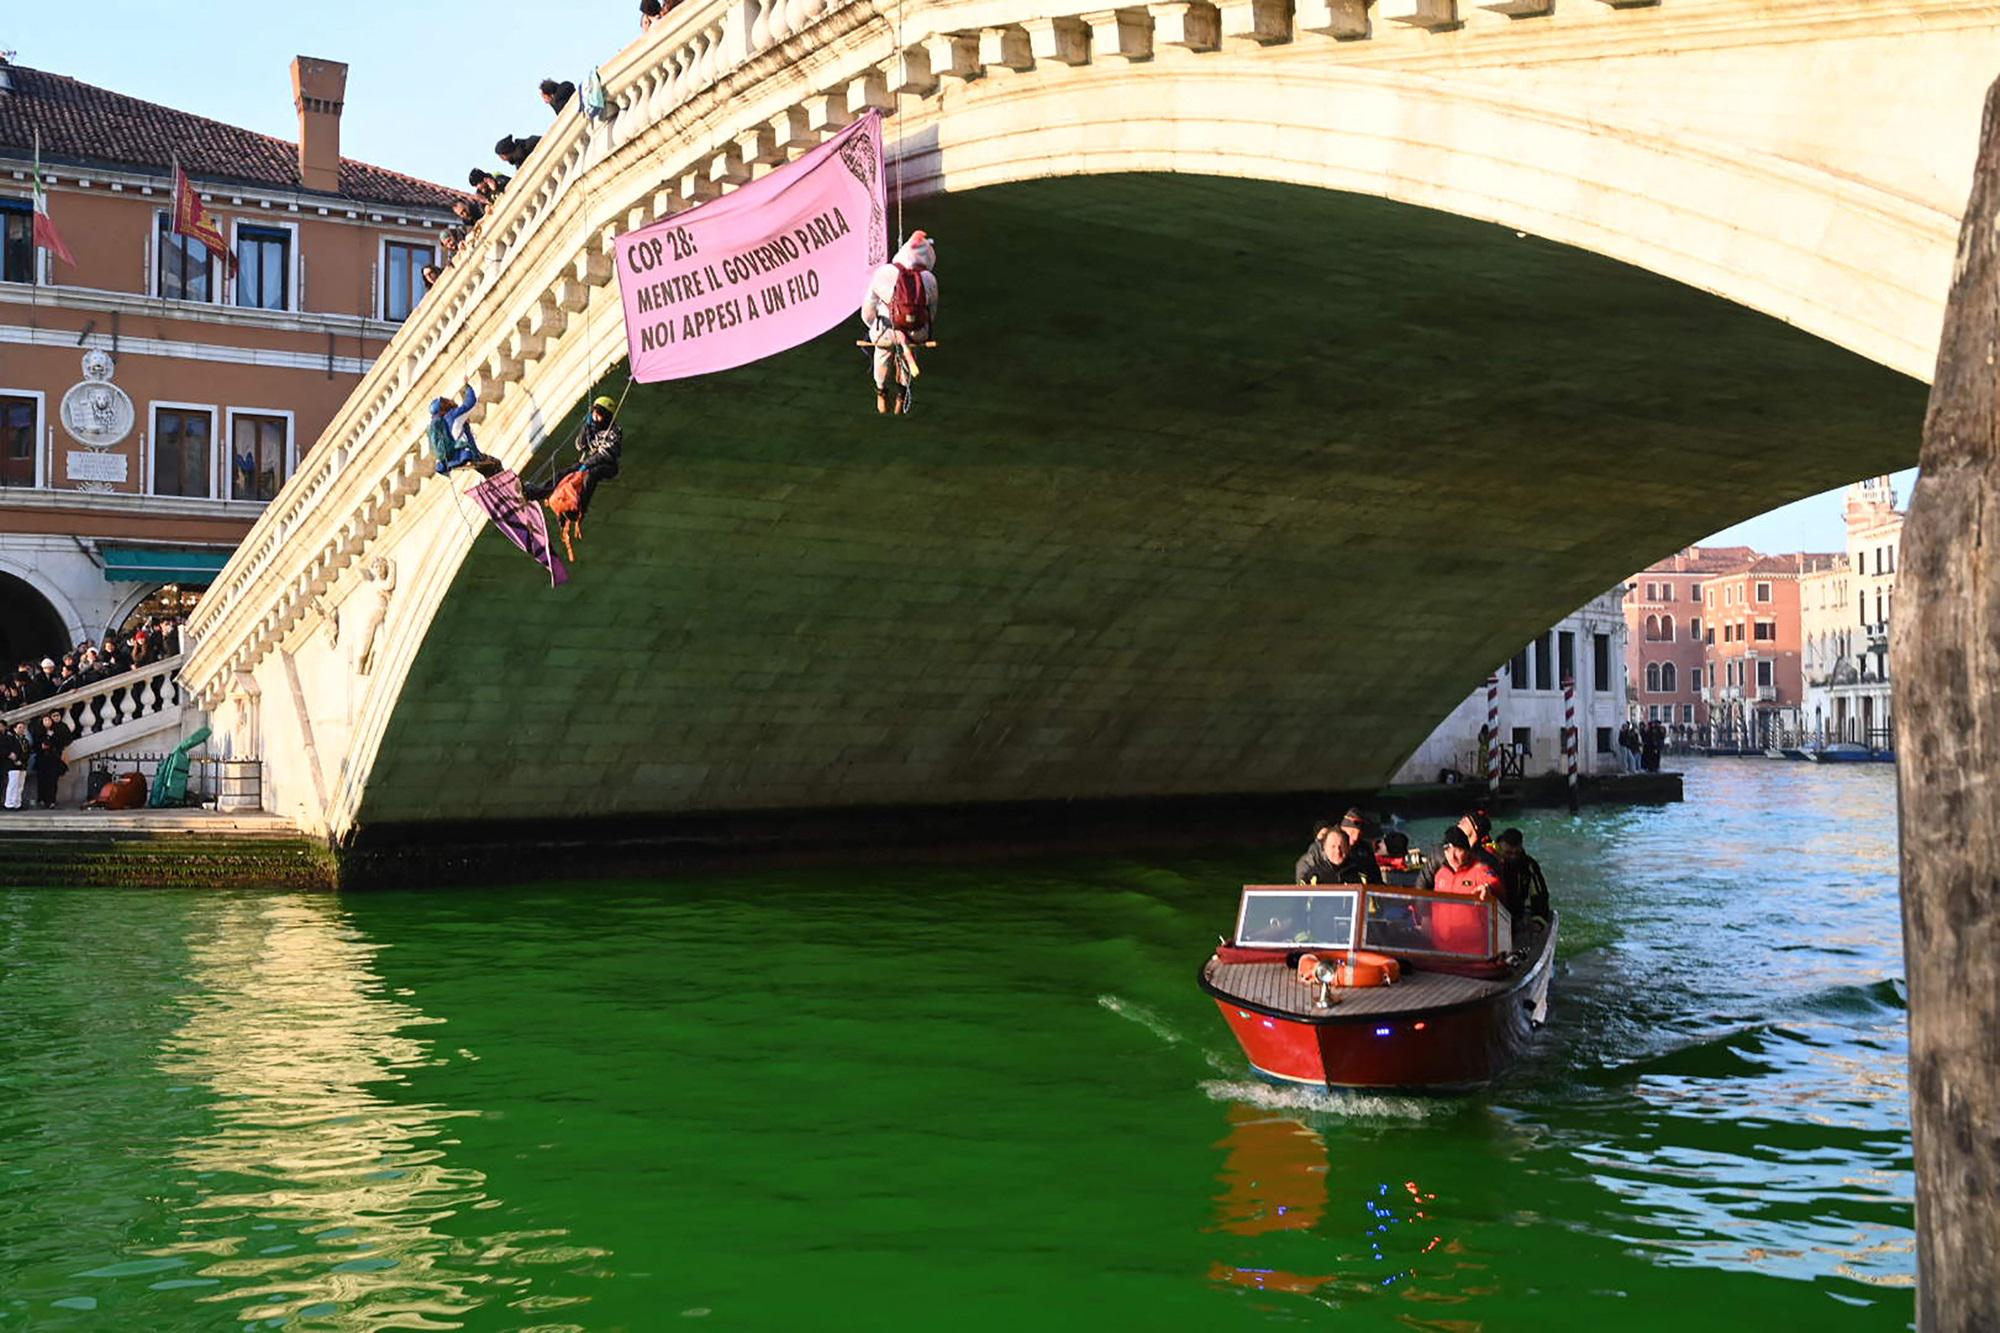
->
[65,451,128,484]
[59,350,135,449]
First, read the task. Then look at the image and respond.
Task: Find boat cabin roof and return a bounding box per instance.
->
[1233,884,1513,963]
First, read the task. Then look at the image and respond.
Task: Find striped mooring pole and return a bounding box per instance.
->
[1486,674,1501,795]
[1562,674,1579,812]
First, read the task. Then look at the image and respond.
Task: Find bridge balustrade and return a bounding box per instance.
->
[0,656,187,754]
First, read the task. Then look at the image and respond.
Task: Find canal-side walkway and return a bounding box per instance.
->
[0,808,331,889]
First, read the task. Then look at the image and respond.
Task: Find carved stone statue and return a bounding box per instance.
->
[353,557,397,677]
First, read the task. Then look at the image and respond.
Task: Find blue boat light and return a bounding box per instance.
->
[1374,1026,1392,1037]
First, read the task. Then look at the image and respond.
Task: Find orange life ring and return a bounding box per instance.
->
[1296,950,1401,988]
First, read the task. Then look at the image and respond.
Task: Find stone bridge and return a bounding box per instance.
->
[180,0,1998,862]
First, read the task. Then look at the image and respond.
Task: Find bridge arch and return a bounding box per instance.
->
[178,0,1996,853]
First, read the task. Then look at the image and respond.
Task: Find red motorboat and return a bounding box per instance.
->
[1199,883,1557,1090]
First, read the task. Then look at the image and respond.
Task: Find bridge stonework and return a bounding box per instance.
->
[180,0,1995,854]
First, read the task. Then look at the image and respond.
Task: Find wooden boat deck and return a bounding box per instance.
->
[1203,922,1549,1020]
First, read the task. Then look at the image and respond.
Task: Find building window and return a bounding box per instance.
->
[1558,630,1575,686]
[155,213,219,303]
[1755,581,1773,603]
[1595,726,1612,755]
[1660,584,1673,602]
[1508,646,1530,687]
[0,199,33,284]
[229,412,290,502]
[1753,621,1776,642]
[1645,662,1660,693]
[0,394,37,488]
[151,405,213,498]
[1592,633,1610,692]
[1661,662,1677,693]
[1644,615,1659,642]
[235,225,292,310]
[1661,615,1674,642]
[1707,663,1716,689]
[1534,633,1554,691]
[382,239,434,321]
[1756,659,1773,688]
[1511,726,1532,756]
[1689,583,1701,601]
[1681,703,1694,724]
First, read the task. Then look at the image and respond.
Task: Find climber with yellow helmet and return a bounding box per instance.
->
[525,394,625,561]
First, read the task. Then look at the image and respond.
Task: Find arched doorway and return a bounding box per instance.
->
[0,572,73,671]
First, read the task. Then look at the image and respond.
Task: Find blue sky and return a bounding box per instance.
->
[8,2,636,192]
[1698,466,1918,554]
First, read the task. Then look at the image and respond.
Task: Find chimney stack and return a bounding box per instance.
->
[290,56,347,194]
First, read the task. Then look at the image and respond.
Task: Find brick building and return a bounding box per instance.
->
[1621,545,1753,731]
[1699,552,1840,747]
[0,54,459,663]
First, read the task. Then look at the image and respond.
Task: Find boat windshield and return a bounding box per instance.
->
[1360,888,1512,960]
[1234,889,1359,950]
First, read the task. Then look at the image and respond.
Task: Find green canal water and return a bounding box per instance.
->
[0,758,1910,1330]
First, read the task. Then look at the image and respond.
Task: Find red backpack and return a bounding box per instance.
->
[888,263,929,332]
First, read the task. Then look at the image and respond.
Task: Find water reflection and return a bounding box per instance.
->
[1206,1101,1467,1310]
[150,897,509,1329]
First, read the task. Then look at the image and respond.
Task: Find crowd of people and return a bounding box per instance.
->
[1616,720,1668,772]
[0,619,181,715]
[0,619,179,811]
[1293,806,1552,951]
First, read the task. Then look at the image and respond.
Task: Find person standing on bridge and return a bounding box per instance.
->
[861,231,938,415]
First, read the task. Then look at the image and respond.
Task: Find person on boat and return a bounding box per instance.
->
[1456,809,1502,872]
[427,386,503,477]
[1339,807,1378,855]
[1430,827,1501,954]
[1496,827,1551,922]
[1294,823,1377,885]
[1374,829,1424,887]
[861,230,938,414]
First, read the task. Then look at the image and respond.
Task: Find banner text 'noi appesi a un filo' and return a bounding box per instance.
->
[614,113,887,383]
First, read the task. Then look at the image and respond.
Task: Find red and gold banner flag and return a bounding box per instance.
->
[171,162,234,273]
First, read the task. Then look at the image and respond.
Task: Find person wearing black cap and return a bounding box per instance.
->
[1455,809,1502,872]
[1430,826,1502,953]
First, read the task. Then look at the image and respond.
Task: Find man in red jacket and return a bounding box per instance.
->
[1430,827,1500,955]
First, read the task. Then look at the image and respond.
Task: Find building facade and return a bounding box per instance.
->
[1801,477,1902,745]
[1620,545,1753,733]
[1698,553,1838,747]
[1394,591,1628,784]
[0,54,459,663]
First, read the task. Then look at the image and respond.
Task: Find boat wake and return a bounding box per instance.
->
[1198,1078,1436,1121]
[1098,994,1236,1072]
[1097,993,1182,1045]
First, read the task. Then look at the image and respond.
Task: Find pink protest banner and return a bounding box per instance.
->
[615,112,886,383]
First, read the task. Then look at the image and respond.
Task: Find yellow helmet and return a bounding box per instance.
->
[592,395,617,412]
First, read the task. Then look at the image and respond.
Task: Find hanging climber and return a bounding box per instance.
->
[428,385,503,477]
[526,394,624,560]
[860,230,938,415]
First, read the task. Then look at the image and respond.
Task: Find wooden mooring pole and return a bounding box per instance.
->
[1894,73,2000,1333]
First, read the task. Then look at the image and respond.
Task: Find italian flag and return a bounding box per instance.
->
[31,135,76,268]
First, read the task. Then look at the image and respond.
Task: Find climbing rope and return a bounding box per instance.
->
[893,0,906,242]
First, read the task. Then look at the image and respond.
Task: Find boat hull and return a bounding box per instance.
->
[1204,918,1558,1091]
